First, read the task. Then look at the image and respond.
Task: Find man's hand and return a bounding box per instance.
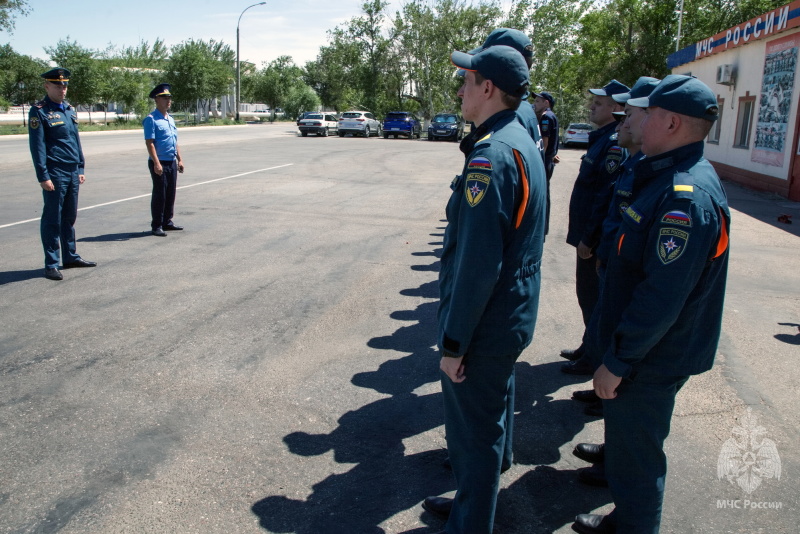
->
[593,364,622,399]
[153,162,163,175]
[78,174,85,184]
[440,355,466,383]
[577,241,593,259]
[553,154,561,164]
[178,161,185,173]
[40,180,54,192]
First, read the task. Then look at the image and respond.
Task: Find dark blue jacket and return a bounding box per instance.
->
[28,96,85,182]
[599,141,730,378]
[595,151,645,265]
[438,109,546,358]
[515,101,544,157]
[567,121,627,248]
[538,108,559,164]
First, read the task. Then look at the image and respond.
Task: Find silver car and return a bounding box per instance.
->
[562,123,594,147]
[338,111,381,137]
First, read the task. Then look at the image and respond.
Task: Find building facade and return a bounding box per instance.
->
[669,1,800,201]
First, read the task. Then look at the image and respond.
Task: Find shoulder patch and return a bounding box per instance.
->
[467,156,492,171]
[465,173,490,207]
[608,146,623,155]
[606,154,622,174]
[658,227,689,264]
[661,210,692,227]
[29,117,40,130]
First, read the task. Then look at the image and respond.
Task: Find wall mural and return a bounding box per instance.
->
[752,34,798,167]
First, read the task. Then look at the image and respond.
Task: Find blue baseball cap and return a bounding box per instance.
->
[627,74,719,122]
[451,45,530,97]
[588,79,630,97]
[469,28,533,60]
[612,76,661,104]
[533,91,555,107]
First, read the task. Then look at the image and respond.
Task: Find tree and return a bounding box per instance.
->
[165,39,234,121]
[253,56,306,120]
[0,0,30,33]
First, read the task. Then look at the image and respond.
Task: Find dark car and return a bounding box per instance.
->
[382,111,422,139]
[427,113,464,142]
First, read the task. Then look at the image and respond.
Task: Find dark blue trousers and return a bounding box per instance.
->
[575,253,600,327]
[41,167,81,269]
[441,351,519,534]
[604,369,689,533]
[149,159,178,229]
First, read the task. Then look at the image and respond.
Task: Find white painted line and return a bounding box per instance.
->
[0,164,293,229]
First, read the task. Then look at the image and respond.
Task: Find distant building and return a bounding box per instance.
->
[669,0,800,201]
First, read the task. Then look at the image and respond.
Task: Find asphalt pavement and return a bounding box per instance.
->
[0,124,798,533]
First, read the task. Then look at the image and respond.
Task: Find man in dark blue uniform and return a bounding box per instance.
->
[421,45,546,534]
[458,28,543,157]
[28,67,96,281]
[533,91,559,234]
[571,77,661,420]
[561,79,629,372]
[143,83,184,237]
[572,75,730,534]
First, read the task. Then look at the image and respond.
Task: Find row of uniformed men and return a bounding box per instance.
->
[425,27,729,534]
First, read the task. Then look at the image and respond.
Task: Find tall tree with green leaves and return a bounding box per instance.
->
[164,39,234,120]
[0,0,30,33]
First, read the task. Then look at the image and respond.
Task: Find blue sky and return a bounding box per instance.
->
[2,0,405,67]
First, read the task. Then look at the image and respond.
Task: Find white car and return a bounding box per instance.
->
[338,111,381,137]
[298,113,338,137]
[562,123,594,147]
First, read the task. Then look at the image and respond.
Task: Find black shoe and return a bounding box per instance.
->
[577,464,608,487]
[572,513,615,533]
[152,227,167,237]
[62,258,96,268]
[573,443,605,464]
[443,456,511,473]
[560,348,583,361]
[44,267,63,281]
[422,496,453,519]
[584,400,604,417]
[572,389,600,403]
[562,358,594,375]
[163,223,183,231]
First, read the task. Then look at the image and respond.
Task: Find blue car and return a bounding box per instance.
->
[383,112,422,139]
[427,113,464,142]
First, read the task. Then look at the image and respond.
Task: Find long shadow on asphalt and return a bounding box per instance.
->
[0,268,43,285]
[77,231,152,242]
[724,180,800,237]
[251,225,611,532]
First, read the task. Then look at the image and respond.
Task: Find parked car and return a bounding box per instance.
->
[298,113,339,137]
[338,111,381,137]
[382,111,421,139]
[427,113,465,142]
[562,123,594,147]
[296,111,315,126]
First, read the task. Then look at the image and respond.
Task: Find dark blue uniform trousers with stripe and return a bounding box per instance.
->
[441,350,519,533]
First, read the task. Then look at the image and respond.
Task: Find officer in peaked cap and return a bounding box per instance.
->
[143,83,185,236]
[28,67,97,280]
[572,75,730,534]
[459,28,543,158]
[422,45,546,534]
[560,79,629,373]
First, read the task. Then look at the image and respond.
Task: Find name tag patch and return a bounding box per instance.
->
[661,210,692,227]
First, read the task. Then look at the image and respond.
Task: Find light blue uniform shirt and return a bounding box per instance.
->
[143,109,178,161]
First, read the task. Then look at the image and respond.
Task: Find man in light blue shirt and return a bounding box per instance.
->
[143,83,184,237]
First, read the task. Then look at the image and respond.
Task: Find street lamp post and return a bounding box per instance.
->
[236,1,266,122]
